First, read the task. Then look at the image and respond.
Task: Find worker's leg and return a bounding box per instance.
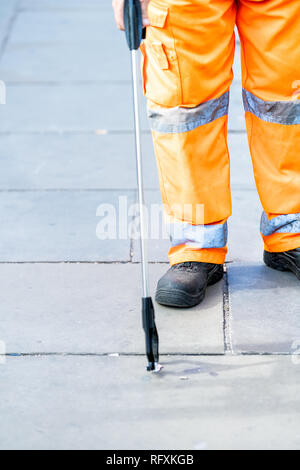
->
[237,0,300,253]
[141,0,236,265]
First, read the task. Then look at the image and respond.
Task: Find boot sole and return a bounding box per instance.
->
[155,265,224,308]
[264,251,300,280]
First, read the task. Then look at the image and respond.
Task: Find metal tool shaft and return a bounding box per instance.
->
[124,0,161,371]
[131,49,149,299]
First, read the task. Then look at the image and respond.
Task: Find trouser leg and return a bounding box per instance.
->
[237,0,300,252]
[141,0,236,265]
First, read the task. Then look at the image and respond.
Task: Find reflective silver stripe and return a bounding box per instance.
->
[168,221,228,249]
[261,211,300,236]
[243,89,300,125]
[148,92,229,134]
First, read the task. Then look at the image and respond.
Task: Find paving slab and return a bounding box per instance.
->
[7,9,118,44]
[0,133,159,190]
[19,0,110,10]
[228,262,300,354]
[0,129,250,194]
[0,82,244,133]
[0,83,148,133]
[233,42,242,82]
[2,0,298,453]
[228,189,263,263]
[0,355,299,450]
[228,132,255,189]
[0,263,224,354]
[132,190,169,263]
[1,12,242,84]
[0,131,252,195]
[228,83,245,131]
[0,190,134,262]
[0,1,18,50]
[0,41,131,83]
[0,9,130,82]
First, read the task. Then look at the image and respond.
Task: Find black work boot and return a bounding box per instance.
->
[264,248,300,280]
[155,262,224,308]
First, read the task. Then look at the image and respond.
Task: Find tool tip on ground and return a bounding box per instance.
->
[147,362,163,373]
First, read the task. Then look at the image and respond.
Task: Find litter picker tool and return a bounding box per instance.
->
[124,0,161,372]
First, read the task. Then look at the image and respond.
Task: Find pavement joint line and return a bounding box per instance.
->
[0,0,21,61]
[0,187,256,193]
[0,188,139,192]
[228,130,247,134]
[223,265,234,355]
[0,261,237,265]
[0,130,247,136]
[3,80,243,87]
[18,8,111,13]
[5,81,133,86]
[0,261,170,265]
[4,353,226,357]
[1,352,295,358]
[0,131,150,136]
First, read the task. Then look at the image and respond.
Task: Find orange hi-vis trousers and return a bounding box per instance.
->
[141,0,300,265]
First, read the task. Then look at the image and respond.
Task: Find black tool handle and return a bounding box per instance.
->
[142,297,159,371]
[124,0,144,51]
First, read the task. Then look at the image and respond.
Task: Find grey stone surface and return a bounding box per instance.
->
[0,82,245,133]
[0,0,298,451]
[228,82,245,131]
[2,12,242,84]
[0,263,224,354]
[132,190,169,263]
[0,128,250,196]
[233,43,242,82]
[0,1,18,50]
[0,83,245,134]
[9,9,118,44]
[0,83,149,133]
[0,42,131,83]
[0,355,299,450]
[0,133,159,190]
[0,190,134,262]
[19,0,109,10]
[228,262,300,354]
[228,132,255,189]
[228,189,263,263]
[0,9,131,82]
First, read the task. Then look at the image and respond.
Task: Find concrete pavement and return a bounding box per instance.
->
[0,0,299,450]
